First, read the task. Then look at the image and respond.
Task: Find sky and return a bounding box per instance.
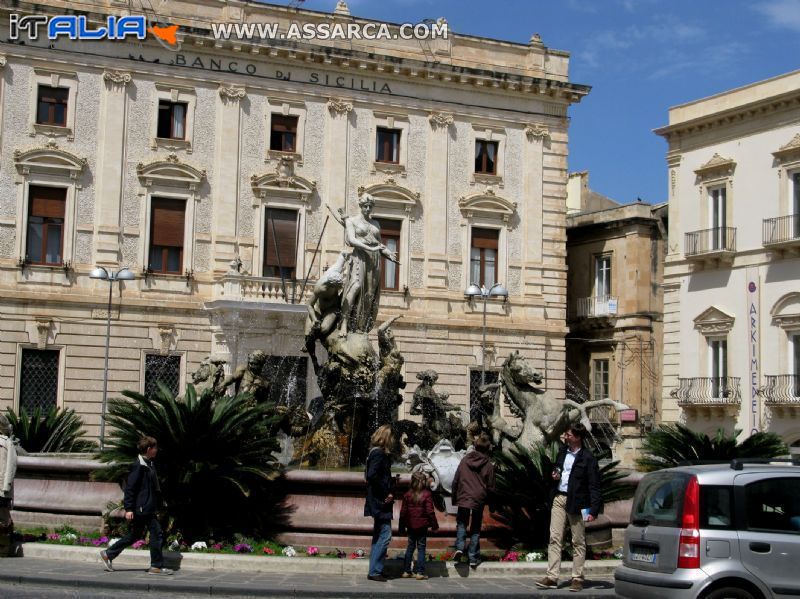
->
[272,0,800,205]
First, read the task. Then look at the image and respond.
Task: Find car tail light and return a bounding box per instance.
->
[677,475,700,569]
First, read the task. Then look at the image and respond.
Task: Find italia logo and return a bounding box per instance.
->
[9,14,182,50]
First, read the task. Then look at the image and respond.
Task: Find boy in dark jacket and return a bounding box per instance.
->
[100,436,172,575]
[451,432,496,568]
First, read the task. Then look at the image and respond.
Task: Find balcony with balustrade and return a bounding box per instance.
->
[761,374,800,416]
[670,376,742,416]
[763,214,800,256]
[575,295,619,319]
[684,227,736,266]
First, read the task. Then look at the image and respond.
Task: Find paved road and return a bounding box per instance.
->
[0,557,618,598]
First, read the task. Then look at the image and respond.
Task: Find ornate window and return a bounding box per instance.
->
[470,227,499,288]
[13,142,87,270]
[26,186,66,266]
[371,112,408,175]
[137,155,205,276]
[251,158,316,278]
[149,198,185,274]
[143,353,182,397]
[266,98,306,163]
[471,124,506,186]
[263,207,298,279]
[690,154,736,256]
[18,348,60,413]
[358,180,420,291]
[376,127,401,164]
[270,114,298,153]
[475,140,498,175]
[36,86,68,127]
[29,69,77,140]
[376,217,401,290]
[151,83,195,153]
[593,358,610,402]
[157,100,187,140]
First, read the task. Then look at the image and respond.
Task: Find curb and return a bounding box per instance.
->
[21,543,622,578]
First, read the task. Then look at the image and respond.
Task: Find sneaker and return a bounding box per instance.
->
[415,573,428,580]
[469,558,481,569]
[99,550,113,572]
[147,567,174,575]
[570,578,584,592]
[536,576,558,589]
[452,549,463,562]
[401,572,413,578]
[367,574,388,582]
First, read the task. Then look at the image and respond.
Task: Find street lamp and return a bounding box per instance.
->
[90,266,135,449]
[465,282,509,407]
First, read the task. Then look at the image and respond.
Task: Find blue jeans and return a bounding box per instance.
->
[455,506,483,563]
[403,530,427,574]
[106,513,163,568]
[368,519,392,577]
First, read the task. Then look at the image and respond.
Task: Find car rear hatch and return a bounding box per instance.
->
[623,471,693,574]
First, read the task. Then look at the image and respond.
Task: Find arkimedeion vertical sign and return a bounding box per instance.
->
[747,268,761,436]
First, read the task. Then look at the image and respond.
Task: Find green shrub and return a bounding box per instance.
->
[637,424,788,472]
[6,406,96,453]
[94,383,287,541]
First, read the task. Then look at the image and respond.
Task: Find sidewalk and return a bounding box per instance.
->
[0,544,620,597]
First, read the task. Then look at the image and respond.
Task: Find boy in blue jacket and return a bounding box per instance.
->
[100,436,172,575]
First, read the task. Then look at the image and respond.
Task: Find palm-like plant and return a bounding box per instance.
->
[6,406,96,453]
[492,442,634,548]
[94,384,286,540]
[637,424,788,472]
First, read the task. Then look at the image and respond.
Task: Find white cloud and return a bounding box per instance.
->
[755,0,800,32]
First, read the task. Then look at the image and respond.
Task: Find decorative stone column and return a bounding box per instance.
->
[94,70,132,266]
[426,111,453,289]
[213,85,247,272]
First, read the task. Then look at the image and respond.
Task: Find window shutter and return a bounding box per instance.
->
[265,209,298,268]
[29,186,66,218]
[471,227,499,250]
[151,198,185,247]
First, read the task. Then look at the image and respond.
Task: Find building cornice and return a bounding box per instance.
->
[1,1,590,105]
[654,88,800,141]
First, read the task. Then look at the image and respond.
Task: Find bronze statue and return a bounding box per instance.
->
[216,350,270,402]
[303,251,348,374]
[190,356,227,396]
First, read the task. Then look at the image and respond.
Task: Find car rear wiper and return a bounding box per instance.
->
[632,518,651,527]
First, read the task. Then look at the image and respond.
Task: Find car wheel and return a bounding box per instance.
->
[703,587,756,599]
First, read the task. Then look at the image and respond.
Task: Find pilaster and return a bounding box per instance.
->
[424,111,453,288]
[213,85,247,272]
[93,70,132,266]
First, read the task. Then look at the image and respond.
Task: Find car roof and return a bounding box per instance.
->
[644,462,800,485]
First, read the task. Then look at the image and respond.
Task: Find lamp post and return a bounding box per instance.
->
[464,282,509,421]
[90,266,135,450]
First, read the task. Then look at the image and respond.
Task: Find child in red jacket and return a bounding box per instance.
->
[399,471,439,580]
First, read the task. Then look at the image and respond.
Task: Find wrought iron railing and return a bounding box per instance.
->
[576,295,618,318]
[761,375,800,404]
[685,227,737,257]
[670,377,742,405]
[762,215,800,246]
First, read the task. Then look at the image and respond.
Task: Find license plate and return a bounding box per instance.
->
[630,552,657,564]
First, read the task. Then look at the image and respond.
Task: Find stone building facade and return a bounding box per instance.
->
[566,173,666,466]
[0,0,588,438]
[656,70,800,454]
